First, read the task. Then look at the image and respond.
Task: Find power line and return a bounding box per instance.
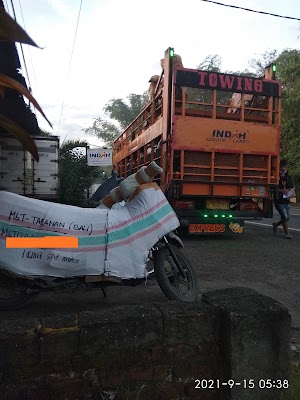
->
[10,0,32,92]
[59,0,83,143]
[16,0,41,125]
[4,0,41,125]
[18,0,38,88]
[199,0,300,21]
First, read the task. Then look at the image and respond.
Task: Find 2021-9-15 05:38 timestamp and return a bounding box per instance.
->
[194,379,290,390]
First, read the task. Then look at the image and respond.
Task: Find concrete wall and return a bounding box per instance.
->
[0,288,291,400]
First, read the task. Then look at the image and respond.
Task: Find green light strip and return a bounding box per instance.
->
[202,214,234,218]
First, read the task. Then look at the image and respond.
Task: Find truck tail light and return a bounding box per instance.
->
[174,200,195,210]
[239,201,259,211]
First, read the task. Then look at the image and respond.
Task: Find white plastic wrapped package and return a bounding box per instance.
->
[106,184,179,278]
[0,184,179,279]
[0,192,108,277]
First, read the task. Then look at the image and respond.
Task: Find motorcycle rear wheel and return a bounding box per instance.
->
[0,274,34,310]
[154,246,198,301]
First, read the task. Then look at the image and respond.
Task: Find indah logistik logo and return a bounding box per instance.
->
[89,151,111,158]
[207,130,250,144]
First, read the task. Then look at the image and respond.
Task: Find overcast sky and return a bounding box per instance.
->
[5,0,300,147]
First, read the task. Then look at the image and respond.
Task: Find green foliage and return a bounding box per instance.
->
[189,55,257,106]
[104,93,149,130]
[59,140,100,207]
[292,363,300,400]
[197,54,222,72]
[39,129,53,136]
[40,129,53,136]
[188,54,221,105]
[83,117,120,148]
[226,69,257,78]
[84,92,148,147]
[248,49,278,76]
[284,137,300,195]
[189,54,230,106]
[276,50,300,156]
[276,49,300,92]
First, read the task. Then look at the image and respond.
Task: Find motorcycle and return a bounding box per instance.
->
[0,162,198,309]
[0,231,198,310]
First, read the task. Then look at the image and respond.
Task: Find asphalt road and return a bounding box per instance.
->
[247,205,300,232]
[0,214,299,338]
[188,219,300,328]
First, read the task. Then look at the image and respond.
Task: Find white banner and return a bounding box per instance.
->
[0,186,180,279]
[87,148,112,166]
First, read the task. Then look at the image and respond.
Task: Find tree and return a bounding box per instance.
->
[60,140,100,207]
[40,129,53,136]
[273,49,300,194]
[188,54,236,106]
[244,49,300,155]
[276,49,300,146]
[187,54,222,106]
[197,54,222,72]
[84,117,121,149]
[84,93,148,147]
[104,93,149,130]
[285,136,300,194]
[248,49,278,77]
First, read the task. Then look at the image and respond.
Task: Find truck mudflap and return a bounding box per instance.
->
[181,218,245,234]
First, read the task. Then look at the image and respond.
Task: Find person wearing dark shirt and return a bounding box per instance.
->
[273,160,295,239]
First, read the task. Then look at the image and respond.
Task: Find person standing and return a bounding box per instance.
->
[273,160,295,239]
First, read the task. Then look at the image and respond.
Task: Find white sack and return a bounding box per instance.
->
[0,192,107,277]
[0,186,179,279]
[106,185,180,278]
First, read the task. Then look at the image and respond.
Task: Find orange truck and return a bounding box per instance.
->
[113,47,281,234]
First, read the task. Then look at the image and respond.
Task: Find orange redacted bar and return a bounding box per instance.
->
[6,236,78,249]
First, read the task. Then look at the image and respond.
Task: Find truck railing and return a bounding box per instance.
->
[113,91,163,154]
[170,150,278,188]
[174,88,279,125]
[113,71,280,156]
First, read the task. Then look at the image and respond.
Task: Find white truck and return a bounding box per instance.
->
[0,135,60,201]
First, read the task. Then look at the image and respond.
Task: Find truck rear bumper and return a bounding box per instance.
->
[178,216,245,234]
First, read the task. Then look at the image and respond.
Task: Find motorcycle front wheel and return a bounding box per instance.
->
[154,245,198,301]
[0,274,34,310]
